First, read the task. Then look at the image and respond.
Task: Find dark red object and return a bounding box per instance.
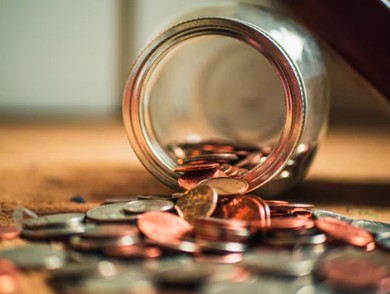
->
[284,0,390,100]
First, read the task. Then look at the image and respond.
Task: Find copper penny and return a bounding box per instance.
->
[137,212,193,243]
[0,259,18,294]
[178,168,219,190]
[320,255,389,290]
[263,216,315,231]
[181,153,238,164]
[103,245,161,259]
[199,178,249,197]
[315,217,374,247]
[266,202,314,210]
[0,225,21,240]
[194,217,250,243]
[174,162,220,173]
[221,195,264,221]
[263,200,289,206]
[175,185,217,224]
[82,224,139,239]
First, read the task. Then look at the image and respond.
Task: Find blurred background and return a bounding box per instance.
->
[0,0,388,225]
[0,0,389,124]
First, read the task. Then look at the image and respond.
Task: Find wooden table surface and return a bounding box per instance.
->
[0,118,389,293]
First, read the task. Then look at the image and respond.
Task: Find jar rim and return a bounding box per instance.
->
[123,17,306,192]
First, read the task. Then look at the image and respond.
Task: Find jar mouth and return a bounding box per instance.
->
[123,17,306,192]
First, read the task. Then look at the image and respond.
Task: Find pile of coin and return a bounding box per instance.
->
[1,137,390,294]
[1,176,389,293]
[169,140,269,190]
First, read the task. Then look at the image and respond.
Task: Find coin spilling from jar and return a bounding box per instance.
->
[0,140,389,293]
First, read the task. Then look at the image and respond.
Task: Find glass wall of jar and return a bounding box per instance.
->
[123,1,329,196]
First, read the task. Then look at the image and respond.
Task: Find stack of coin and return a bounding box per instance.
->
[169,140,269,190]
[21,212,88,239]
[1,173,389,293]
[69,224,141,254]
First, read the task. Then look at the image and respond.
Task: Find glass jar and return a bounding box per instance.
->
[122,2,329,196]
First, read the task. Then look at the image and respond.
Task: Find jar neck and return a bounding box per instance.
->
[123,17,306,192]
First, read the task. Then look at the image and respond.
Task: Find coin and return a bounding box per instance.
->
[375,232,390,251]
[268,202,314,211]
[23,213,85,229]
[86,203,140,223]
[124,200,174,213]
[103,245,162,259]
[22,224,89,239]
[194,217,250,243]
[178,168,219,190]
[315,217,374,247]
[0,259,18,294]
[137,212,193,243]
[0,225,21,240]
[221,195,265,221]
[0,244,66,270]
[197,239,246,253]
[199,178,249,197]
[12,207,38,228]
[175,185,217,224]
[70,235,139,251]
[312,209,352,223]
[350,219,390,235]
[148,240,200,254]
[253,216,315,231]
[103,197,137,204]
[180,153,238,164]
[318,253,389,290]
[137,194,173,200]
[81,224,139,239]
[174,162,220,172]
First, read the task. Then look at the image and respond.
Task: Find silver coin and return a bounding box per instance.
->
[0,244,66,270]
[197,239,246,253]
[124,199,174,213]
[70,235,139,251]
[312,210,352,223]
[81,224,139,239]
[243,251,315,276]
[23,213,85,229]
[199,178,249,196]
[351,219,390,235]
[148,239,199,254]
[265,233,327,246]
[22,224,90,239]
[375,232,390,251]
[13,207,38,228]
[86,203,140,223]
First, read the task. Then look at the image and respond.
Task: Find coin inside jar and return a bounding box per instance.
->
[124,200,174,214]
